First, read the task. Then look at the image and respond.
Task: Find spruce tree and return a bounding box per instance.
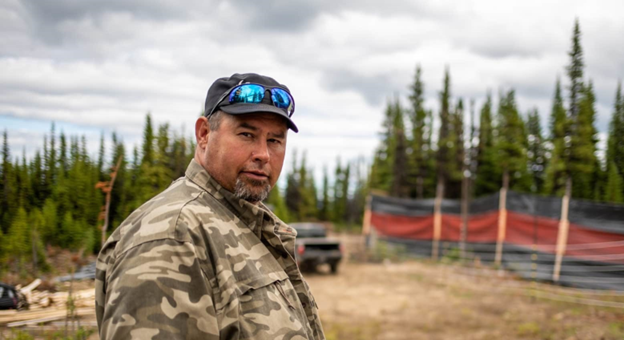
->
[474,94,500,196]
[369,99,397,193]
[497,90,529,191]
[569,81,598,199]
[408,65,428,198]
[97,132,105,180]
[543,79,568,196]
[606,81,624,202]
[604,162,623,203]
[319,166,331,221]
[527,108,546,193]
[390,97,409,198]
[142,113,155,166]
[436,68,461,198]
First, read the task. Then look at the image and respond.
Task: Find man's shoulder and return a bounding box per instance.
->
[104,176,228,256]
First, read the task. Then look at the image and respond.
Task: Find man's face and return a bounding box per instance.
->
[195,112,288,203]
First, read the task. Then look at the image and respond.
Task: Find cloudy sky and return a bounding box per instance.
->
[1,0,623,184]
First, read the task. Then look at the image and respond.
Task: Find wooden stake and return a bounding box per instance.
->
[460,170,470,261]
[97,156,122,246]
[362,195,372,236]
[553,177,572,282]
[432,176,444,260]
[495,171,509,266]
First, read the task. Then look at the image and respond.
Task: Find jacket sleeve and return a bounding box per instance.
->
[97,238,219,340]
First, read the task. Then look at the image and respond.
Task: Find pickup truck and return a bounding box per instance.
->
[291,223,343,274]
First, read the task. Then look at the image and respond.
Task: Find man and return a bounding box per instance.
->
[95,73,326,339]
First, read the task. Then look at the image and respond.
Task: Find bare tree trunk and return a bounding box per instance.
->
[100,156,122,246]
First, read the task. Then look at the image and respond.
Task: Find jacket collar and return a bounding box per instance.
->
[185,159,273,238]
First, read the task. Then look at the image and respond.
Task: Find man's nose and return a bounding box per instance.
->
[252,139,270,164]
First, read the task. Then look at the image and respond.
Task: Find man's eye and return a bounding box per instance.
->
[268,138,282,144]
[240,132,253,138]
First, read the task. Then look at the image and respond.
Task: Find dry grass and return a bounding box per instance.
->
[307,260,624,340]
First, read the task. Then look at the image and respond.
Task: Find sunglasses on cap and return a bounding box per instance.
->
[207,83,295,117]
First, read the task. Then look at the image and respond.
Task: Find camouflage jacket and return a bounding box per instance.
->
[95,159,325,340]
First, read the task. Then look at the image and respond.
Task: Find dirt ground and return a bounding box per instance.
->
[307,261,624,340]
[3,251,624,339]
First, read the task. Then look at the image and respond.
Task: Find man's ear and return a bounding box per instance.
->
[195,117,210,149]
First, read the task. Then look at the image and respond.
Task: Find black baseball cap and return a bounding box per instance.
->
[204,73,298,133]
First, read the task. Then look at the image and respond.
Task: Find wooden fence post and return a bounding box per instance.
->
[432,177,444,260]
[96,156,122,247]
[553,177,572,282]
[495,171,509,266]
[362,195,372,236]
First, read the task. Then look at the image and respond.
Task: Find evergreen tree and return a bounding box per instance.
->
[604,162,623,203]
[285,150,303,220]
[606,81,624,201]
[436,68,461,198]
[1,130,13,232]
[474,94,500,196]
[569,80,598,199]
[266,183,290,222]
[497,90,530,191]
[390,97,409,198]
[5,207,31,272]
[97,132,105,181]
[369,99,397,193]
[407,65,429,198]
[319,166,331,221]
[567,19,584,124]
[447,98,465,198]
[543,79,569,196]
[527,108,546,193]
[142,113,155,166]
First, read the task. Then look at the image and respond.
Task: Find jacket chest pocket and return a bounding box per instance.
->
[235,272,311,339]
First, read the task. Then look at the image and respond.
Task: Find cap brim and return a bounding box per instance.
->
[220,103,298,133]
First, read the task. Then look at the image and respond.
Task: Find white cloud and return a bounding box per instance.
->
[1,0,623,186]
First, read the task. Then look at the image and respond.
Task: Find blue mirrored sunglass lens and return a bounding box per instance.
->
[270,88,292,109]
[229,84,265,103]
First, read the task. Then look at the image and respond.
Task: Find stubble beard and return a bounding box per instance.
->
[234,177,271,203]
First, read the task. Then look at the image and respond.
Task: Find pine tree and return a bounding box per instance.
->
[369,99,397,193]
[569,80,598,199]
[319,166,331,221]
[567,19,584,124]
[604,162,623,203]
[266,183,290,222]
[606,81,624,202]
[497,90,529,191]
[447,98,465,198]
[527,108,546,193]
[97,132,105,181]
[142,113,155,166]
[390,97,409,198]
[436,68,461,198]
[474,94,500,196]
[5,207,31,271]
[407,65,429,198]
[543,79,569,196]
[285,150,303,220]
[1,130,12,233]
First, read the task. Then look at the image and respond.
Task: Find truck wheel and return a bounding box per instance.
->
[330,262,338,274]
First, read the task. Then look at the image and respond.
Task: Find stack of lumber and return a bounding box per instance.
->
[0,279,96,327]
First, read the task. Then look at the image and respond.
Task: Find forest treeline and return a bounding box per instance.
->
[370,20,624,204]
[0,20,623,276]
